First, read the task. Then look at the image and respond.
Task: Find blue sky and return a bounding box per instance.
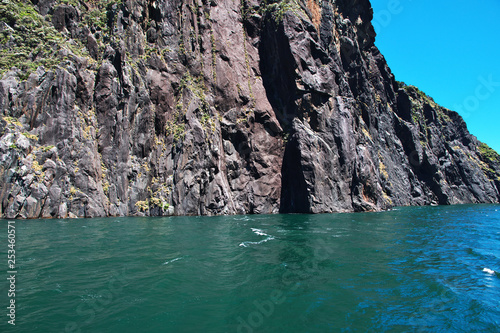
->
[370,0,500,153]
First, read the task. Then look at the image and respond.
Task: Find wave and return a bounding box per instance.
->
[239,236,275,248]
[251,228,268,236]
[163,257,183,265]
[239,228,276,247]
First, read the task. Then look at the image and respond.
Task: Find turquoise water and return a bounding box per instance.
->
[1,204,500,332]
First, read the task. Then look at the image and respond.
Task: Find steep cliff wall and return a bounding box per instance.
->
[1,0,499,218]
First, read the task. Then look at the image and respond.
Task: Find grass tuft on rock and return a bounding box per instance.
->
[478,143,500,163]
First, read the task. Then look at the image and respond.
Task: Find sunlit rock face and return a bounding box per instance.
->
[1,0,499,218]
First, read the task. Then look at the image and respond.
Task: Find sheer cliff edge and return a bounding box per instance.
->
[1,0,499,218]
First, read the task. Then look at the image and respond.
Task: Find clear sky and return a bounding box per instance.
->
[370,0,500,153]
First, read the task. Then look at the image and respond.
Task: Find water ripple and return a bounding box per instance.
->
[1,204,499,332]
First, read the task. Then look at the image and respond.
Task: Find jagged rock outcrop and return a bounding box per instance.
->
[1,0,499,218]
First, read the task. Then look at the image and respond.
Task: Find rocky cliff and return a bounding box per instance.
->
[1,0,499,218]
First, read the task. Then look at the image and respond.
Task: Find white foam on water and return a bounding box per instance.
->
[251,228,268,236]
[483,267,496,275]
[163,257,183,265]
[239,227,276,247]
[239,236,275,248]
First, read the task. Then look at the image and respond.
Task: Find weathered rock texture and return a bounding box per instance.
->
[1,0,499,218]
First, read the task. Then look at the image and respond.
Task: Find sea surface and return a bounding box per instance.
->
[1,204,499,332]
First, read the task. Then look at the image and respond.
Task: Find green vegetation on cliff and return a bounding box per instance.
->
[478,142,500,163]
[0,0,122,80]
[0,0,64,78]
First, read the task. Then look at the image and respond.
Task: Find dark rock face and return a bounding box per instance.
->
[1,0,499,218]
